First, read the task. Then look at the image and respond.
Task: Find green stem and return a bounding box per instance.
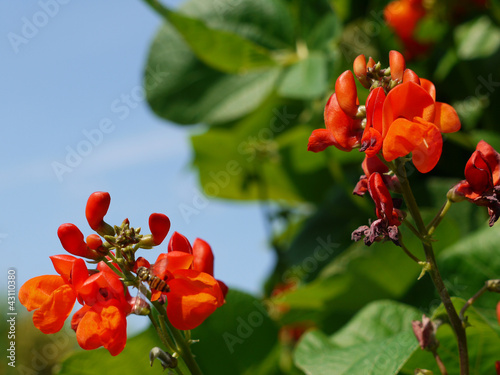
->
[432,349,449,375]
[459,283,489,321]
[400,240,422,264]
[427,199,453,236]
[153,301,203,375]
[394,158,469,375]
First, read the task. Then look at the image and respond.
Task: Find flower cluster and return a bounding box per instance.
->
[308,50,460,245]
[449,141,500,226]
[19,192,227,356]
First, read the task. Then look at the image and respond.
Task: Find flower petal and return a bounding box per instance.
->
[32,283,76,334]
[433,102,460,133]
[307,129,339,152]
[75,301,128,356]
[335,71,358,117]
[382,82,435,137]
[167,269,224,330]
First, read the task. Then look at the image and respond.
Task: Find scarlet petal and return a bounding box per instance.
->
[465,151,493,194]
[167,269,224,330]
[383,118,442,173]
[192,238,214,275]
[389,50,406,82]
[433,102,461,133]
[402,68,420,85]
[168,231,193,254]
[149,213,171,246]
[382,82,435,137]
[19,276,76,334]
[307,129,339,152]
[153,251,193,275]
[19,275,66,311]
[57,224,93,258]
[75,301,128,356]
[361,87,386,156]
[420,78,436,100]
[384,1,425,40]
[324,93,362,150]
[85,192,110,229]
[335,71,358,117]
[476,140,500,185]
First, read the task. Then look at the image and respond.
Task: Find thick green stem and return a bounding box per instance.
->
[153,301,203,375]
[395,159,469,375]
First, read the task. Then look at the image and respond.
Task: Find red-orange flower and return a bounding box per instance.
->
[141,235,226,330]
[382,80,460,173]
[352,173,403,246]
[19,255,88,334]
[71,262,132,356]
[384,0,429,58]
[308,71,363,153]
[451,141,500,226]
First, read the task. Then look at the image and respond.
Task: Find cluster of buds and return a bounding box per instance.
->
[308,50,461,245]
[19,192,227,356]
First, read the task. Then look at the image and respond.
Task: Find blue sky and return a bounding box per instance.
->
[0,0,274,321]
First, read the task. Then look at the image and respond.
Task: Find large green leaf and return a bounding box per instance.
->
[190,100,336,202]
[437,224,500,325]
[294,301,421,375]
[278,52,329,100]
[180,0,295,50]
[145,21,282,125]
[164,10,277,73]
[401,299,500,374]
[191,290,280,375]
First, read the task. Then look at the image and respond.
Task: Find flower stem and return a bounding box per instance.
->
[153,301,203,375]
[394,159,469,375]
[432,349,449,375]
[426,199,453,236]
[459,283,489,321]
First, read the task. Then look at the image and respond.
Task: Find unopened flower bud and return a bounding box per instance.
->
[412,315,438,351]
[85,192,115,236]
[58,223,101,259]
[148,213,171,245]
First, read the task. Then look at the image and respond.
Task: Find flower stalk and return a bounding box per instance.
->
[395,158,469,375]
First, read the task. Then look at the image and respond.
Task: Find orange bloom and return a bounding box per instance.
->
[72,261,132,356]
[19,255,88,334]
[141,235,226,330]
[382,81,460,173]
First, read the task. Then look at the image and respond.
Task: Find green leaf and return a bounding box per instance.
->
[190,101,336,202]
[455,16,500,60]
[438,224,500,321]
[278,52,329,100]
[180,0,295,50]
[294,301,421,375]
[145,22,282,125]
[191,290,280,375]
[164,9,277,74]
[401,299,500,374]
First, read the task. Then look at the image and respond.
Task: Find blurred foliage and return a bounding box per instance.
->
[54,0,500,373]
